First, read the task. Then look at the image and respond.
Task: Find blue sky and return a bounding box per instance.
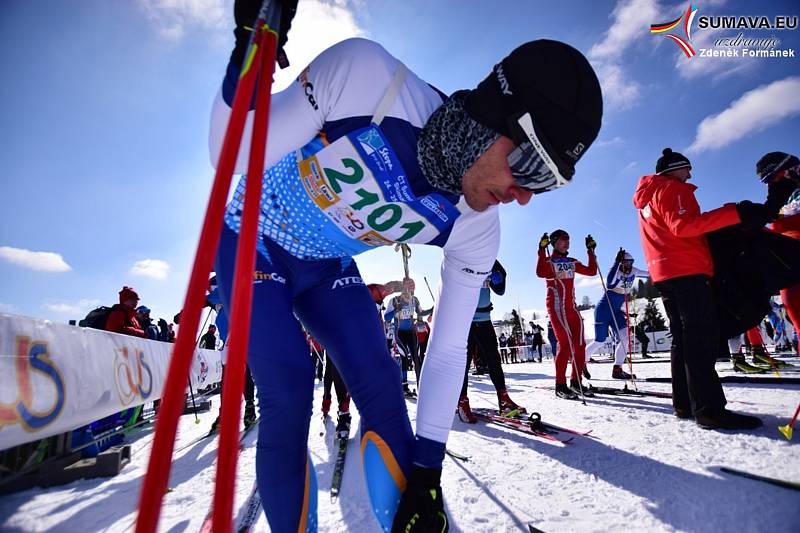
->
[1,0,798,328]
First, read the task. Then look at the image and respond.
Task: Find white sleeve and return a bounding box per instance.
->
[415,204,500,443]
[209,38,414,174]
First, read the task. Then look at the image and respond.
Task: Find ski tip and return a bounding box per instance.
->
[529,523,546,533]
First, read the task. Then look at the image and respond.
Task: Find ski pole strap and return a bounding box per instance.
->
[372,63,408,126]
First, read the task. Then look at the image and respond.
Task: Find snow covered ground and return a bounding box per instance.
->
[1,356,799,532]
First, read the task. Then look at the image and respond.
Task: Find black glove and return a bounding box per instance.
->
[615,247,626,263]
[736,200,771,229]
[391,466,449,533]
[585,234,597,252]
[765,178,798,217]
[233,0,299,70]
[538,233,550,249]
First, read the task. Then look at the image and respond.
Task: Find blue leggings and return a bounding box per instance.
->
[215,226,413,532]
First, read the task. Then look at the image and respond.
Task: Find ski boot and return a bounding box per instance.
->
[555,383,579,400]
[569,379,593,397]
[457,395,477,423]
[335,411,352,439]
[498,389,526,415]
[243,402,257,428]
[612,365,636,380]
[321,397,332,417]
[402,382,417,399]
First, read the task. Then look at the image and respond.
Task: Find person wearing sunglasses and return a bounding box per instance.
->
[210,1,602,529]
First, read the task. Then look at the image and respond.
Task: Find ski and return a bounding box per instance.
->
[647,375,800,385]
[587,384,672,399]
[733,361,770,374]
[330,413,352,501]
[476,407,593,437]
[175,428,218,454]
[719,466,800,491]
[529,524,547,533]
[235,481,263,533]
[445,448,470,462]
[471,408,575,444]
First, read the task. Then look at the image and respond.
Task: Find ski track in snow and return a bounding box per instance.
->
[1,357,799,532]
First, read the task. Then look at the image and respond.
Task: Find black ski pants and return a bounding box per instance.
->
[461,320,506,397]
[655,275,726,416]
[322,352,348,405]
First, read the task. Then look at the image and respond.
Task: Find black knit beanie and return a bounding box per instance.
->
[655,148,691,175]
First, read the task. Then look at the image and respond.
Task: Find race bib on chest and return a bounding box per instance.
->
[399,307,414,319]
[551,258,575,280]
[297,125,460,247]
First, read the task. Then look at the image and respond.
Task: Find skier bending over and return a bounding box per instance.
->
[536,230,598,399]
[583,249,649,379]
[210,1,602,530]
[457,260,526,423]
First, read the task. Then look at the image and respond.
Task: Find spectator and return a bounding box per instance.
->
[633,147,764,429]
[157,318,170,342]
[136,306,160,340]
[168,323,176,343]
[105,286,145,338]
[531,324,544,362]
[200,325,218,350]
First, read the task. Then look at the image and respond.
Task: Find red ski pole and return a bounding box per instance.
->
[135,2,276,532]
[211,7,279,533]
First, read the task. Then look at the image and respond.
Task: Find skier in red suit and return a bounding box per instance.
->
[536,230,597,399]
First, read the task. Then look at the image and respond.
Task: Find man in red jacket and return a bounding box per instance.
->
[105,286,146,338]
[633,148,768,429]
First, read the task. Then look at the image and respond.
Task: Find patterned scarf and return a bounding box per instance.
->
[417,90,500,195]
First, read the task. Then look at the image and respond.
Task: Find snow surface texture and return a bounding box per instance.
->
[1,356,799,532]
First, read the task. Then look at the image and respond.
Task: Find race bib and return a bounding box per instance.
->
[298,125,460,246]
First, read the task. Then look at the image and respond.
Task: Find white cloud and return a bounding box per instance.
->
[138,0,231,40]
[0,302,17,314]
[42,299,101,316]
[0,246,71,272]
[131,259,171,280]
[687,76,800,154]
[589,0,660,110]
[576,277,603,288]
[590,0,660,61]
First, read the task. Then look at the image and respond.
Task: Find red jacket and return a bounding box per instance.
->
[632,174,740,282]
[105,304,146,338]
[536,248,597,308]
